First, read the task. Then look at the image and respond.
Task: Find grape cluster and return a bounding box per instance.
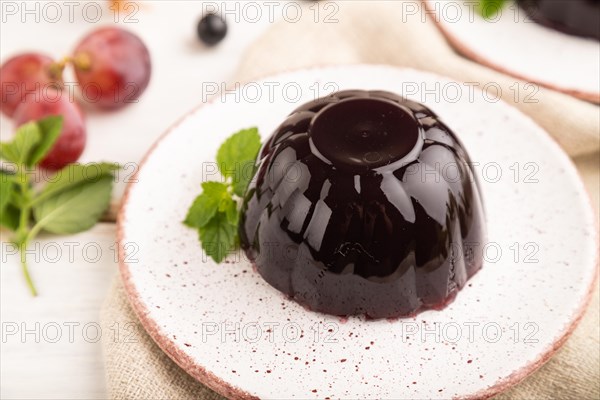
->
[0,27,152,169]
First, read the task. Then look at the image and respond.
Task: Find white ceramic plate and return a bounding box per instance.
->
[424,0,600,103]
[118,65,598,399]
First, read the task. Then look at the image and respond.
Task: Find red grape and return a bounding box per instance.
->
[73,27,151,110]
[13,88,86,170]
[0,53,60,118]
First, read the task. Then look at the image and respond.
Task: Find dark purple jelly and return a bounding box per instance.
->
[518,0,600,40]
[239,90,486,319]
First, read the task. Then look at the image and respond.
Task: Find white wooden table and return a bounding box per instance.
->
[0,2,281,398]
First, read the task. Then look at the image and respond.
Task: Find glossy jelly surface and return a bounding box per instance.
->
[518,0,600,40]
[240,90,486,319]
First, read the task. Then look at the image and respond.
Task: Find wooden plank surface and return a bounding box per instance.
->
[1,223,118,399]
[0,1,280,398]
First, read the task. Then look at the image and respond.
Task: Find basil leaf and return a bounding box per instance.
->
[216,127,261,184]
[32,176,113,234]
[34,162,119,204]
[184,181,229,229]
[198,212,237,263]
[0,122,41,164]
[28,116,63,166]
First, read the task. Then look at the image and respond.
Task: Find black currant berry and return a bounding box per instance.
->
[197,14,227,46]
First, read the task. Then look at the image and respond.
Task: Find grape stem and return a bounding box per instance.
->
[70,53,91,71]
[47,53,92,80]
[47,57,68,81]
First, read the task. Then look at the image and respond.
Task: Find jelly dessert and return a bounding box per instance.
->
[239,90,486,319]
[517,0,600,40]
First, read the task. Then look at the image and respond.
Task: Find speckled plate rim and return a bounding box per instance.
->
[117,64,599,400]
[422,0,600,104]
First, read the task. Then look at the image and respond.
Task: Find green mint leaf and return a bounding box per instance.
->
[184,128,262,264]
[28,116,63,166]
[219,196,239,226]
[184,181,229,229]
[32,175,113,234]
[0,122,41,165]
[232,160,256,198]
[0,170,19,231]
[216,127,261,185]
[477,0,506,18]
[9,189,28,209]
[0,144,16,164]
[0,171,15,215]
[34,162,120,205]
[199,212,237,263]
[0,204,20,231]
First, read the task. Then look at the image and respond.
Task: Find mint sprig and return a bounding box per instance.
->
[0,116,119,296]
[476,0,506,19]
[184,127,261,263]
[217,127,262,197]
